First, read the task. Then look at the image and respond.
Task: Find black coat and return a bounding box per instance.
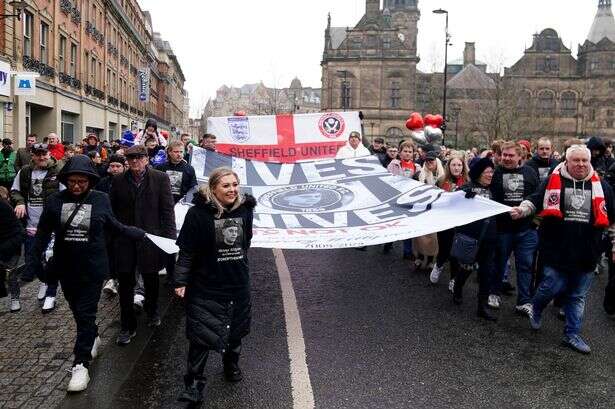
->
[175,192,256,350]
[31,190,144,282]
[109,168,176,274]
[0,200,24,262]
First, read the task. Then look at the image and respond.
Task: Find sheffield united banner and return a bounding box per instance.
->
[175,148,511,250]
[206,111,362,163]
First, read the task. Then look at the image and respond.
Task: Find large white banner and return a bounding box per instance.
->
[206,111,362,163]
[175,148,510,250]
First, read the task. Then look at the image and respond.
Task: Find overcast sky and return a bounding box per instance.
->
[138,0,600,117]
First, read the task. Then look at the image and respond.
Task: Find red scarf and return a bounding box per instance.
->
[540,163,609,228]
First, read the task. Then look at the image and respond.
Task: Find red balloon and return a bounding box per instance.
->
[405,112,424,130]
[424,114,444,128]
[234,111,247,116]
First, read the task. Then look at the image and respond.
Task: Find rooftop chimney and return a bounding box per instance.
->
[463,42,476,66]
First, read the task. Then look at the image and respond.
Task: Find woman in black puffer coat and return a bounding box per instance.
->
[173,167,255,404]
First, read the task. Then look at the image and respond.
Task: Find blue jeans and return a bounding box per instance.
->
[23,235,58,297]
[493,229,538,305]
[532,266,594,337]
[403,239,413,257]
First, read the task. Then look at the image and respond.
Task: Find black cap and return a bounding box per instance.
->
[425,150,438,161]
[469,157,495,182]
[1,138,12,145]
[31,143,49,154]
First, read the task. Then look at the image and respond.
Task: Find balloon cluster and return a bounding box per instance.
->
[405,113,444,147]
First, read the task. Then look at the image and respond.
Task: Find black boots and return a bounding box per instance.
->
[477,298,497,322]
[177,375,206,404]
[223,350,243,382]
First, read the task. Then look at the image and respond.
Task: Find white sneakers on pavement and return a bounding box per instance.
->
[429,264,444,284]
[488,295,501,310]
[91,336,101,359]
[37,283,48,301]
[515,303,533,317]
[67,364,90,392]
[9,298,21,313]
[103,279,118,295]
[448,279,455,293]
[42,296,56,313]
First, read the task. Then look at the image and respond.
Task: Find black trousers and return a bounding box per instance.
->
[165,254,176,283]
[436,229,459,279]
[118,268,159,331]
[60,278,104,367]
[454,243,495,302]
[185,340,242,381]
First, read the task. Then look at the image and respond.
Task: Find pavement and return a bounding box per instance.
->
[3,245,615,408]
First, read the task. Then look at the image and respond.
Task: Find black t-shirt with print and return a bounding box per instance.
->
[491,165,539,233]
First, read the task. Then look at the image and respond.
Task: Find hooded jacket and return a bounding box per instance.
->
[30,156,144,282]
[174,190,256,351]
[587,136,614,176]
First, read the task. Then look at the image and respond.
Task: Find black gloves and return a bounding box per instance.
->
[464,190,477,199]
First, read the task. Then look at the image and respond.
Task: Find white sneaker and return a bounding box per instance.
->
[448,279,455,293]
[133,293,144,309]
[42,296,56,313]
[103,280,118,295]
[515,303,533,317]
[37,283,48,301]
[429,265,444,284]
[488,295,501,310]
[9,298,21,313]
[91,336,101,359]
[67,364,90,392]
[158,268,167,276]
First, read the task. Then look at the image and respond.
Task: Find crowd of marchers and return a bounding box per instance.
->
[1,122,615,405]
[338,131,615,357]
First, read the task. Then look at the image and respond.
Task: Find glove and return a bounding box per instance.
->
[464,190,477,199]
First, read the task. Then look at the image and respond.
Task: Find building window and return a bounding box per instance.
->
[23,11,33,57]
[40,22,49,64]
[91,56,96,85]
[70,43,77,77]
[537,90,555,117]
[25,104,31,136]
[59,35,66,72]
[517,90,532,115]
[383,37,391,49]
[390,81,401,108]
[61,112,76,143]
[341,80,351,109]
[589,109,596,122]
[590,60,600,72]
[608,120,614,128]
[560,91,577,118]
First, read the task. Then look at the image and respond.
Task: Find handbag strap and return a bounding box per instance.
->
[62,191,91,232]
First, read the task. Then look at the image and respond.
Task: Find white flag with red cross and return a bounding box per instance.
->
[206,111,362,163]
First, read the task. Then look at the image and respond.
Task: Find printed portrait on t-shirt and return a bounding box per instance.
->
[214,218,244,262]
[166,170,183,196]
[29,178,44,207]
[564,187,591,224]
[61,203,93,242]
[503,174,524,202]
[538,167,550,182]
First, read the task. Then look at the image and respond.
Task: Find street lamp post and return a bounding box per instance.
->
[2,1,27,19]
[433,8,450,145]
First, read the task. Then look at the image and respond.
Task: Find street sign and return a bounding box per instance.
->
[138,69,149,102]
[13,72,39,96]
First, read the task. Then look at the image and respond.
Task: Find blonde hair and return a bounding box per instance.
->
[198,167,242,218]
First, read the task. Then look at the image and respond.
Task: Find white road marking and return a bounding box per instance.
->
[273,248,316,409]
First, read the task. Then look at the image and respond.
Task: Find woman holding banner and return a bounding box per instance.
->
[173,167,256,404]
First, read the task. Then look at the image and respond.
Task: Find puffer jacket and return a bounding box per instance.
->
[174,190,256,350]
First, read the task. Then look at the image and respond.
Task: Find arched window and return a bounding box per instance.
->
[386,127,404,143]
[537,90,555,117]
[560,91,577,118]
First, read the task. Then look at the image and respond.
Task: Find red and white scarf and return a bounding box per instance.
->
[540,163,609,227]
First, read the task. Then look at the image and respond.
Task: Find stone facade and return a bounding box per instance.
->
[202,78,321,125]
[322,0,615,148]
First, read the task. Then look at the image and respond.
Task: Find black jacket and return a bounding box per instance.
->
[457,181,497,243]
[95,175,114,194]
[526,155,557,183]
[31,189,144,282]
[0,200,24,262]
[587,136,615,177]
[109,168,176,274]
[154,160,198,203]
[490,165,539,233]
[528,176,615,274]
[174,192,256,350]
